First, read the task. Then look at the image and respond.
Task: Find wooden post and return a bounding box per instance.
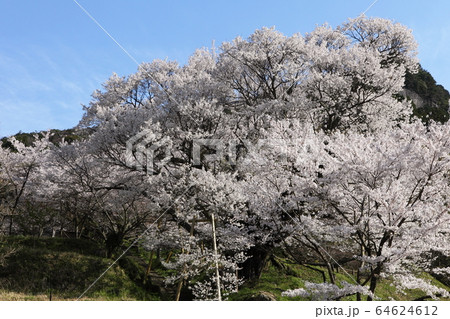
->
[165,251,173,263]
[175,247,186,301]
[186,216,222,300]
[211,213,222,301]
[175,278,184,301]
[144,250,154,284]
[190,217,196,236]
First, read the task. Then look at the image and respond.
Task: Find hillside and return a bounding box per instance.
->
[0,128,89,148]
[1,237,448,301]
[403,65,450,124]
[0,236,159,300]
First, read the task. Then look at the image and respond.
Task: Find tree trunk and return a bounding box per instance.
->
[367,276,377,301]
[105,232,124,258]
[325,261,336,284]
[239,246,271,280]
[8,216,13,235]
[367,265,381,301]
[144,250,154,284]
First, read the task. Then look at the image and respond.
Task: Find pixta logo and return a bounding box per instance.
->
[125,129,172,175]
[126,130,297,174]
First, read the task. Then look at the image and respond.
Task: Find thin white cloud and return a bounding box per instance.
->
[0,45,109,136]
[0,52,54,96]
[0,99,54,137]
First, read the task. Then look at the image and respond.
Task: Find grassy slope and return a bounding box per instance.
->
[0,237,448,301]
[228,258,450,301]
[0,236,159,300]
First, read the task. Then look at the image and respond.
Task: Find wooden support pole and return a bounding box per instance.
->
[144,250,154,284]
[211,213,222,301]
[165,251,173,263]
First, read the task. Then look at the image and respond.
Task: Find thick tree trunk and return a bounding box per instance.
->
[239,246,271,280]
[367,276,378,301]
[367,265,381,301]
[105,232,124,258]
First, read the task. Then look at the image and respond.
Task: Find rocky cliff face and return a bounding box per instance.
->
[400,88,449,109]
[403,66,450,123]
[400,88,425,108]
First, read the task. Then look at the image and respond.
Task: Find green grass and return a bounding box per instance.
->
[373,273,450,301]
[1,236,448,301]
[1,235,105,256]
[0,236,159,300]
[228,258,450,301]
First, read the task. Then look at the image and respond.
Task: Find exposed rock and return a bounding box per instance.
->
[243,291,277,301]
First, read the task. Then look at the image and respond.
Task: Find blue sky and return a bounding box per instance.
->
[1,0,449,137]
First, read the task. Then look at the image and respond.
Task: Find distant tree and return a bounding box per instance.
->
[49,141,160,257]
[0,133,52,235]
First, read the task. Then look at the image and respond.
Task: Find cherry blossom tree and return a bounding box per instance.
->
[73,16,426,286]
[49,140,163,256]
[254,120,450,300]
[302,17,418,132]
[0,133,52,235]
